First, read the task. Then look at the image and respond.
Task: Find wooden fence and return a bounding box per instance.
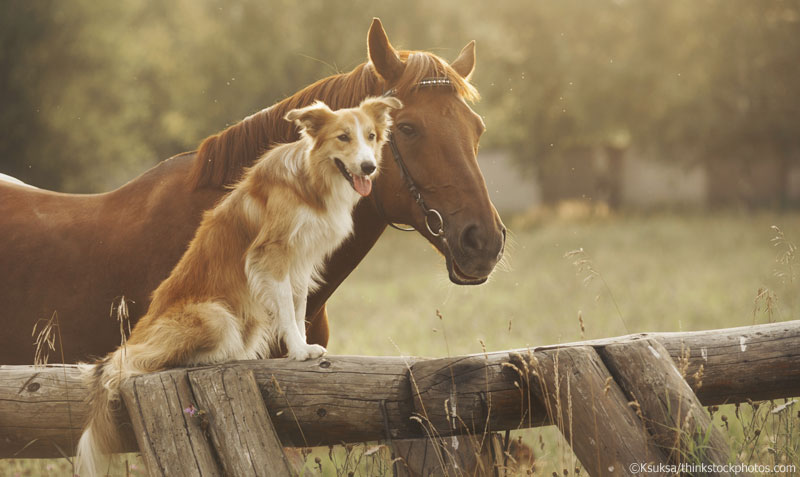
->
[1,321,799,475]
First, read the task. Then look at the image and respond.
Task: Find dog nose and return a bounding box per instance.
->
[360,162,376,175]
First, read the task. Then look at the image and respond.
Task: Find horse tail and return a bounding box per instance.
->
[76,349,129,477]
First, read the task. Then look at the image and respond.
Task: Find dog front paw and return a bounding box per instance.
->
[287,343,327,361]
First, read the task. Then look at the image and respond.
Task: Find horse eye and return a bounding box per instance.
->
[397,124,416,136]
[337,134,350,142]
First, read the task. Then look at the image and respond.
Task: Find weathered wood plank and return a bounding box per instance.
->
[0,365,88,458]
[600,339,737,476]
[535,320,800,405]
[1,321,798,459]
[514,346,669,476]
[245,355,418,447]
[407,354,549,439]
[188,366,291,476]
[119,369,221,476]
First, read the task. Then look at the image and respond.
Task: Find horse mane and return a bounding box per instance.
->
[189,50,479,190]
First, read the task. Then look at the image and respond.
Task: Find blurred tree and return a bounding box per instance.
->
[697,1,800,206]
[0,0,428,191]
[470,0,800,206]
[0,0,66,190]
[0,0,798,202]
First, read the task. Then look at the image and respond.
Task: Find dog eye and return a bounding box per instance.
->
[367,132,376,140]
[337,134,350,142]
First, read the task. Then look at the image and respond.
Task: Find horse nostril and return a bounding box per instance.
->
[361,162,376,175]
[460,224,485,253]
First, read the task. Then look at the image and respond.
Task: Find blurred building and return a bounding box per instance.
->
[480,149,800,213]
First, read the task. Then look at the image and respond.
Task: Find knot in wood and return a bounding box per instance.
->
[316,407,327,417]
[319,359,331,369]
[27,382,40,393]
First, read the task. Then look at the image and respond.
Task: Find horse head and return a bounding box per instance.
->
[367,19,506,284]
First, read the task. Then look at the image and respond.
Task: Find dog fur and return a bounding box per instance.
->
[75,95,402,476]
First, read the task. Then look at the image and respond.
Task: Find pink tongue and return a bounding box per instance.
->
[352,175,373,197]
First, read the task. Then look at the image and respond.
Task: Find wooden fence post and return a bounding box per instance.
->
[513,346,670,476]
[600,339,738,476]
[118,369,221,476]
[188,366,291,476]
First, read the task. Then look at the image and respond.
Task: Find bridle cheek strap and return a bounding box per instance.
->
[372,133,444,237]
[372,78,451,237]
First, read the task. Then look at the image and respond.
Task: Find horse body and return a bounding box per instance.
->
[1,154,219,362]
[0,19,505,365]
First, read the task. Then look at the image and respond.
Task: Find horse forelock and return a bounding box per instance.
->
[189,49,478,190]
[391,51,479,102]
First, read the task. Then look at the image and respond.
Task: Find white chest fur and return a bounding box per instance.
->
[287,189,357,291]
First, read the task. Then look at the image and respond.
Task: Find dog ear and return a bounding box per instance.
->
[285,101,335,137]
[359,96,403,134]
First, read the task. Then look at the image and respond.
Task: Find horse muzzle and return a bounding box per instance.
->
[444,223,506,285]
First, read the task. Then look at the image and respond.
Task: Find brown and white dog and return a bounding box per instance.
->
[76,95,402,476]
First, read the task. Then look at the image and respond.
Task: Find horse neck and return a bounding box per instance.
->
[189,64,384,190]
[305,197,388,318]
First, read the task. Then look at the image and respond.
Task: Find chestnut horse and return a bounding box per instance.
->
[0,19,505,365]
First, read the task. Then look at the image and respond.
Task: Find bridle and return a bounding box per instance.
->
[372,77,498,285]
[373,77,452,238]
[382,134,444,237]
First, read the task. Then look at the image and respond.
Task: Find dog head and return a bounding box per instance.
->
[285,96,402,197]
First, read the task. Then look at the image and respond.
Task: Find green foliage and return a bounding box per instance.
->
[1,1,799,191]
[473,0,800,174]
[0,1,411,191]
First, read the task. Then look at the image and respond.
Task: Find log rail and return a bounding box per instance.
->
[1,320,798,463]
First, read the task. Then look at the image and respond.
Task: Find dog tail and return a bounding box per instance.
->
[76,349,129,477]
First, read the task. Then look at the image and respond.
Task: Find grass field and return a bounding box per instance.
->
[328,210,799,357]
[322,210,800,475]
[4,211,799,476]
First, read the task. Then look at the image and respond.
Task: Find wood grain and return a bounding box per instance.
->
[188,367,291,476]
[512,346,669,476]
[600,339,737,476]
[119,369,221,476]
[1,321,797,459]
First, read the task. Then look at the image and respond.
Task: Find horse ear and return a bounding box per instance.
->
[360,96,403,133]
[450,40,476,80]
[285,101,335,137]
[367,18,404,83]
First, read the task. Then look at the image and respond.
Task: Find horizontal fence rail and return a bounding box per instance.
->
[1,320,798,460]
